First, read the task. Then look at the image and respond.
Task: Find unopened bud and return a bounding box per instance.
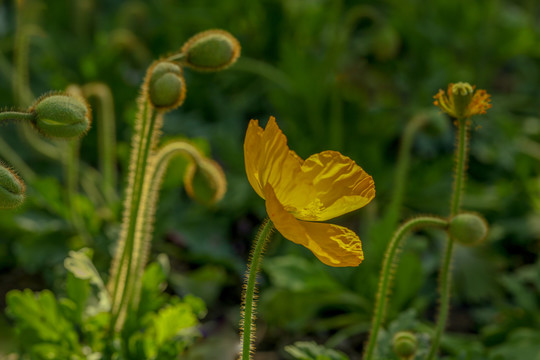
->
[452,82,474,119]
[392,331,417,360]
[449,213,488,246]
[181,29,241,72]
[31,94,91,138]
[184,158,226,205]
[148,61,186,110]
[0,164,25,209]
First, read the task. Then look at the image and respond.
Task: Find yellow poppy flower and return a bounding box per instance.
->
[433,82,492,119]
[244,117,375,267]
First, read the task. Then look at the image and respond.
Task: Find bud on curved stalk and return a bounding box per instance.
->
[179,29,241,72]
[31,94,91,138]
[184,157,226,205]
[0,164,25,209]
[392,331,418,360]
[147,61,186,110]
[449,212,488,246]
[109,32,238,334]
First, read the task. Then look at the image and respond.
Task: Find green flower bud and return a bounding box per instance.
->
[452,82,474,119]
[449,213,488,246]
[181,29,241,72]
[147,61,186,110]
[0,164,25,209]
[31,94,91,138]
[392,331,418,360]
[184,158,226,205]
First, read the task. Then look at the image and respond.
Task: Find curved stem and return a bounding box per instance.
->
[167,52,186,62]
[240,219,275,360]
[0,111,34,123]
[427,118,469,360]
[82,83,117,204]
[129,140,207,308]
[363,216,448,360]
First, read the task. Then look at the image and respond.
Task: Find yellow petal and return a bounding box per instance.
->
[265,184,364,267]
[244,119,265,198]
[291,151,375,221]
[244,117,306,204]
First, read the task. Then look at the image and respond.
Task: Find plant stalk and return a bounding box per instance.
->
[108,98,162,332]
[363,216,448,360]
[426,117,469,360]
[240,219,275,360]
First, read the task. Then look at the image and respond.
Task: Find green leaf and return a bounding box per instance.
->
[64,248,110,315]
[284,341,349,360]
[5,289,81,354]
[137,257,171,320]
[129,297,205,359]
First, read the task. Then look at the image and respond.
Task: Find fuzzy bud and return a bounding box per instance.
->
[0,164,25,209]
[449,213,488,246]
[451,82,474,119]
[181,29,241,72]
[31,94,91,138]
[184,158,226,205]
[392,331,418,360]
[148,61,186,110]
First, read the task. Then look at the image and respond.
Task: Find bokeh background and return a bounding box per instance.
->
[0,0,539,358]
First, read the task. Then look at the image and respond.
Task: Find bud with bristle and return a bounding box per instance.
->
[392,331,418,360]
[180,29,241,72]
[31,94,91,138]
[147,61,186,110]
[0,164,25,209]
[449,213,488,246]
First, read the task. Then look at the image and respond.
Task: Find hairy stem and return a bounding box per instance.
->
[108,96,162,332]
[240,219,275,360]
[363,216,448,360]
[426,118,469,360]
[129,141,207,308]
[13,3,59,159]
[0,111,34,123]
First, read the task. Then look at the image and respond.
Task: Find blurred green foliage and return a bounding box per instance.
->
[0,0,539,358]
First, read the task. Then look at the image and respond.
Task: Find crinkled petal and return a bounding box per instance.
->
[290,151,375,221]
[244,117,309,205]
[265,184,364,267]
[244,119,265,198]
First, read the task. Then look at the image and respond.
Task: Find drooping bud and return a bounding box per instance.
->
[147,61,186,110]
[449,213,488,246]
[392,331,418,360]
[31,94,91,138]
[181,29,241,72]
[184,158,226,205]
[0,164,25,209]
